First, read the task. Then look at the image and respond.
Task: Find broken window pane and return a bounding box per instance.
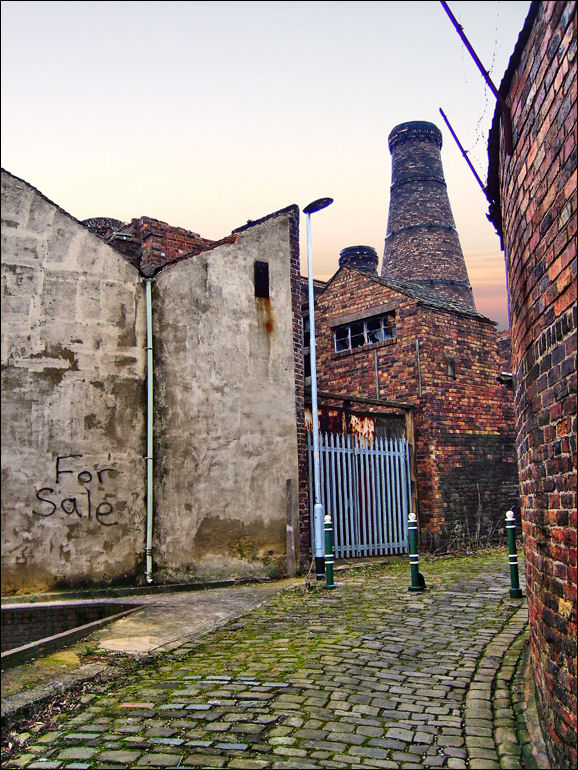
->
[335,326,350,351]
[366,318,384,343]
[333,312,397,352]
[350,321,365,348]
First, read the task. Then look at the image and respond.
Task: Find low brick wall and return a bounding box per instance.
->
[1,602,139,652]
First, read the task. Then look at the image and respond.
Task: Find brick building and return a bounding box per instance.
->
[308,252,518,552]
[486,1,577,765]
[304,121,519,553]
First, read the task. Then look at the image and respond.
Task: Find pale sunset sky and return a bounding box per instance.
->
[1,1,532,328]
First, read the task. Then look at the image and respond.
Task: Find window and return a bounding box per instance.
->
[334,312,396,352]
[447,357,456,379]
[254,261,269,298]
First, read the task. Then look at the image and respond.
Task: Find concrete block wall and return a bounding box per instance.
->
[1,170,148,595]
[2,171,304,592]
[487,2,577,765]
[150,207,302,582]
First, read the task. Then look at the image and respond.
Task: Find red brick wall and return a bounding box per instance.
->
[496,329,513,373]
[490,2,577,765]
[118,217,219,275]
[288,213,308,569]
[85,216,234,276]
[313,267,519,549]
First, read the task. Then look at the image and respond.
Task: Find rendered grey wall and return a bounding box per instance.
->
[1,171,147,594]
[152,213,300,581]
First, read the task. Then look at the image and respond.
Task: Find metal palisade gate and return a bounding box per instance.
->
[307,432,410,558]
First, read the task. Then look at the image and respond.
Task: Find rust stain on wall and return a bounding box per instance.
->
[256,297,274,335]
[349,415,375,442]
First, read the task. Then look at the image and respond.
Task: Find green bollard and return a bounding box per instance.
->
[324,513,336,590]
[506,510,523,598]
[408,512,426,592]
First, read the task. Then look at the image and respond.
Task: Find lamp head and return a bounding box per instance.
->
[304,197,333,214]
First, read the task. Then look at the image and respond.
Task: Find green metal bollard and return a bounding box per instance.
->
[506,510,523,598]
[324,513,336,589]
[408,512,426,592]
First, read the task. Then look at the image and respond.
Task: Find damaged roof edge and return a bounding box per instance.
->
[231,204,300,234]
[153,204,300,278]
[486,1,540,237]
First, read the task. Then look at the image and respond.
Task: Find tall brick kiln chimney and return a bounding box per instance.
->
[382,121,476,309]
[339,245,379,275]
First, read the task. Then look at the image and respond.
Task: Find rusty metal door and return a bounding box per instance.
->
[307,432,410,558]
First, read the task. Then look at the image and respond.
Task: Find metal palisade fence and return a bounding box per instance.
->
[307,432,410,559]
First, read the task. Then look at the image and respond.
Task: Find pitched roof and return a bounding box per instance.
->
[322,265,495,324]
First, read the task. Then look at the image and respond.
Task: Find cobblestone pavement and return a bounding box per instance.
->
[3,550,532,769]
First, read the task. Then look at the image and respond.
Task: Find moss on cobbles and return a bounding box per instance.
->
[3,548,533,769]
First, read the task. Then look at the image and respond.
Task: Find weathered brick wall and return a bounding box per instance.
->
[289,220,309,572]
[313,267,519,550]
[126,217,218,276]
[412,308,519,548]
[496,328,513,372]
[1,602,135,651]
[487,2,577,765]
[84,216,235,277]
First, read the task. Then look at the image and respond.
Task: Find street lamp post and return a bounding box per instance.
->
[304,197,334,585]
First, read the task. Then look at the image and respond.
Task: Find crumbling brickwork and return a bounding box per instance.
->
[487,2,577,765]
[496,328,513,373]
[84,216,234,276]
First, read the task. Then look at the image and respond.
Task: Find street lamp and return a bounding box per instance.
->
[304,197,335,589]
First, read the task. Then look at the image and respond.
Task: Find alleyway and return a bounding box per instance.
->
[2,551,544,769]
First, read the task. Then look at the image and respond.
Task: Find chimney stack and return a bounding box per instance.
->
[339,245,379,275]
[382,121,476,309]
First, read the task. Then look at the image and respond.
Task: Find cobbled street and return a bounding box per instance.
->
[3,550,532,770]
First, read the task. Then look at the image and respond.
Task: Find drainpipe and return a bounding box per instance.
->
[416,339,422,397]
[145,278,154,583]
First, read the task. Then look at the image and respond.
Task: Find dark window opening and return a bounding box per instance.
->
[303,314,311,379]
[254,261,269,298]
[447,358,456,379]
[334,312,396,352]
